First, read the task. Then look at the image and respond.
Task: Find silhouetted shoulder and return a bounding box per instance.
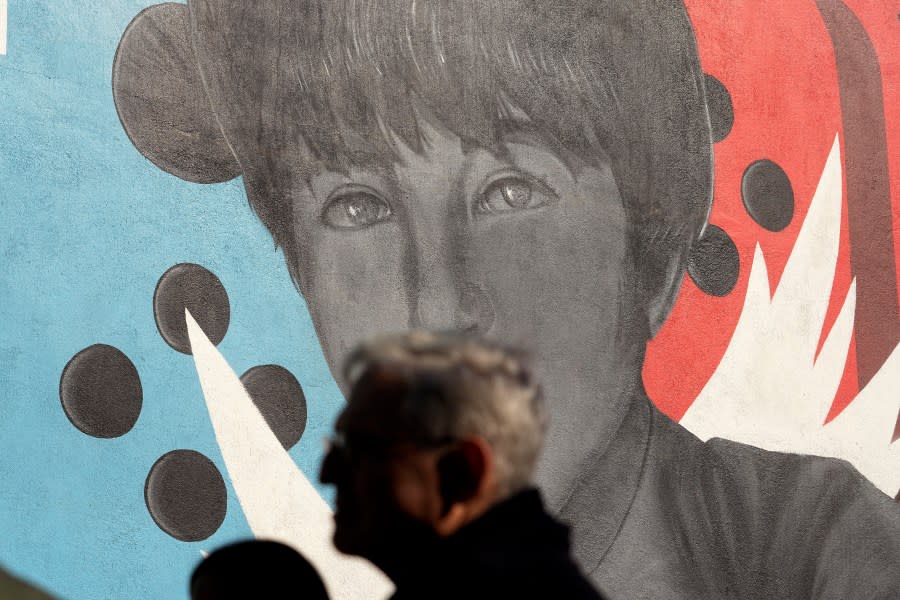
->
[0,567,55,600]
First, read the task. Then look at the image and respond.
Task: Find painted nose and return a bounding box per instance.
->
[411,265,494,334]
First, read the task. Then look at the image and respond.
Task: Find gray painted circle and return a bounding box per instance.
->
[741,159,795,232]
[112,3,241,183]
[688,224,740,297]
[241,365,308,450]
[153,263,230,354]
[704,74,734,143]
[59,344,142,438]
[144,450,227,542]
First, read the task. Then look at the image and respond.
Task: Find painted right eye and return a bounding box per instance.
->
[321,187,393,229]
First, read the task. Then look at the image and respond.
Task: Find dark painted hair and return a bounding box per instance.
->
[190,0,713,311]
[190,540,328,599]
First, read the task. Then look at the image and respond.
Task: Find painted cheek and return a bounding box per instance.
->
[470,189,631,513]
[303,224,412,375]
[469,188,627,354]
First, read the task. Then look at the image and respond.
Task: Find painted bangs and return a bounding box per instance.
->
[290,0,616,174]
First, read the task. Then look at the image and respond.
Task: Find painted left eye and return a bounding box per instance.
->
[477,176,554,214]
[321,188,393,230]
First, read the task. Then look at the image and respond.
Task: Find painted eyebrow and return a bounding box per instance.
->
[486,121,584,175]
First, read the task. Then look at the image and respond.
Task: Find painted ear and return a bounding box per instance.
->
[646,267,687,339]
[648,73,734,335]
[112,3,241,184]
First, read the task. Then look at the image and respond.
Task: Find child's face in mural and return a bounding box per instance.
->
[278,115,636,507]
[112,0,711,509]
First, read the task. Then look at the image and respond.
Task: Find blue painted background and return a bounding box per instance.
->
[0,2,341,597]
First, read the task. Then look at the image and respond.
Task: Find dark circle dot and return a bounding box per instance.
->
[741,159,795,232]
[154,263,230,354]
[704,74,734,143]
[240,365,308,450]
[688,224,740,297]
[112,3,241,184]
[59,344,142,438]
[145,450,226,542]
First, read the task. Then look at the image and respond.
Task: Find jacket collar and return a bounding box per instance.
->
[389,488,571,589]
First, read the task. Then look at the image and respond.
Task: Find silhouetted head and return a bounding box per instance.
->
[320,331,546,574]
[190,540,328,599]
[115,0,712,508]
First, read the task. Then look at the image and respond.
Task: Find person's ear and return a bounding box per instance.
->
[112,3,241,184]
[434,438,494,536]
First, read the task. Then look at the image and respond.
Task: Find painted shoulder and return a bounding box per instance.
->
[644,412,899,597]
[704,435,900,597]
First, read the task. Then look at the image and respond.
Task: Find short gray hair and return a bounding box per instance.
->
[344,331,548,499]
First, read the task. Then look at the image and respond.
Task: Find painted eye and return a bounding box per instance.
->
[322,188,393,229]
[476,175,555,214]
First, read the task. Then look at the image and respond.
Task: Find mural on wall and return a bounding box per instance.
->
[0,1,898,598]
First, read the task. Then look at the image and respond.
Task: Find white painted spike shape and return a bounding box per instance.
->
[682,134,899,496]
[186,309,393,599]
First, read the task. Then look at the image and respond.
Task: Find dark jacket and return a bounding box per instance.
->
[390,489,606,599]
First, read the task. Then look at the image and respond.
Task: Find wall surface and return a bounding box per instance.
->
[1,1,898,599]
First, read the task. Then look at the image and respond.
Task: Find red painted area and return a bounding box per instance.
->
[644,0,876,421]
[828,335,860,423]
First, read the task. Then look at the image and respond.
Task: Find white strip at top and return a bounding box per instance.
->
[1,0,7,55]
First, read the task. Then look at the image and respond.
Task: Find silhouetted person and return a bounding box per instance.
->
[0,566,55,600]
[190,540,328,600]
[320,331,605,599]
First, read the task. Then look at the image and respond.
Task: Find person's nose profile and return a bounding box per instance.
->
[318,442,342,485]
